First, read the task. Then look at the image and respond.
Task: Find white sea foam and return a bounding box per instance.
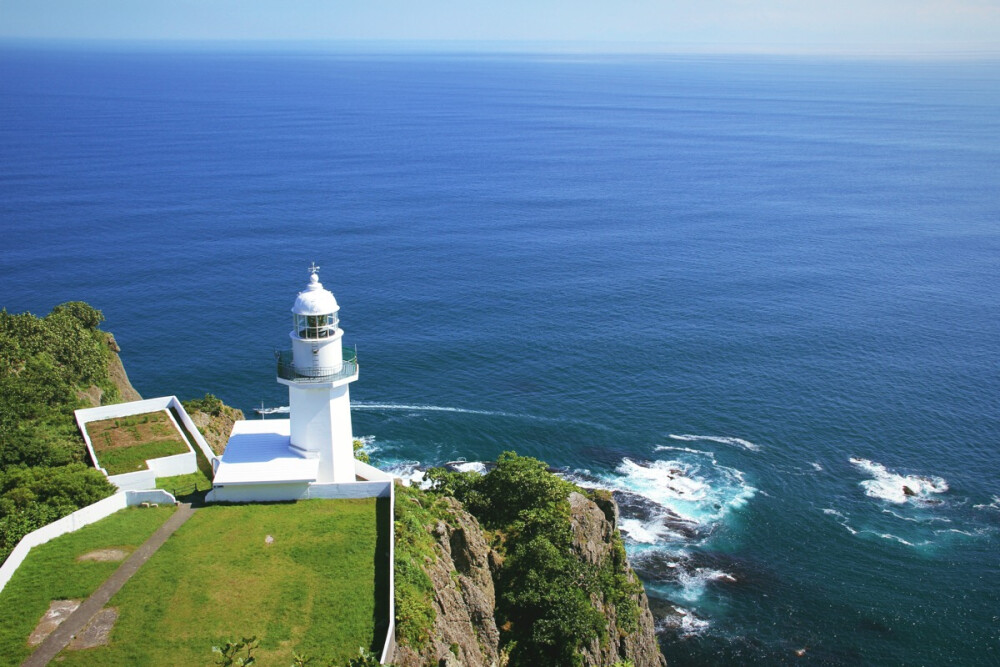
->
[675,567,738,603]
[657,607,710,638]
[654,445,719,462]
[973,496,1000,512]
[352,401,516,416]
[823,508,858,535]
[881,508,950,523]
[849,457,948,504]
[669,433,761,452]
[451,461,487,474]
[811,462,824,472]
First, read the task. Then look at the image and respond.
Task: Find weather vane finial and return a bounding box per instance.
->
[308,262,321,276]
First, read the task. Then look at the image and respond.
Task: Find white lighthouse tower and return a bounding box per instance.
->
[276,264,359,483]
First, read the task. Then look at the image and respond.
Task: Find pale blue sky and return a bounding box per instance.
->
[1,0,998,54]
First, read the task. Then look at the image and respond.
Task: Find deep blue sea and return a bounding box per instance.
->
[2,45,999,664]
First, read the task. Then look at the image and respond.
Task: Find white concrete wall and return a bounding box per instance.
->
[206,482,311,503]
[354,459,397,483]
[108,468,157,491]
[0,490,176,594]
[146,451,196,478]
[305,481,392,499]
[379,481,397,665]
[75,396,217,490]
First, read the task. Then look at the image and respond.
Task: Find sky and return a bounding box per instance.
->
[1,0,998,54]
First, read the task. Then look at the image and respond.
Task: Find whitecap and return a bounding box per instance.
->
[450,461,487,474]
[669,433,761,452]
[811,462,824,472]
[849,457,948,504]
[657,606,710,638]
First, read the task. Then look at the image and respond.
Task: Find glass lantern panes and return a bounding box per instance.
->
[294,312,338,339]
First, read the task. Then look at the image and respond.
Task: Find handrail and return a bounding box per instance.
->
[275,349,359,383]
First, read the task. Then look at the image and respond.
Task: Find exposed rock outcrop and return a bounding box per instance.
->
[106,335,142,402]
[187,405,243,455]
[397,491,665,667]
[75,334,142,407]
[394,497,501,667]
[569,492,666,667]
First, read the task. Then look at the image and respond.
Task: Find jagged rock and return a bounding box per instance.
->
[394,497,500,667]
[106,334,142,402]
[188,405,243,455]
[569,493,667,667]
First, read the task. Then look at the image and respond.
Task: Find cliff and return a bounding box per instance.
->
[394,486,665,667]
[182,394,244,455]
[75,334,142,407]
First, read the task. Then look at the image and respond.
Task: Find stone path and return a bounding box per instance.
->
[22,503,196,667]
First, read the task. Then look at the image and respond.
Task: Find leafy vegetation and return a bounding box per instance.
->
[0,303,119,563]
[426,452,642,667]
[183,393,226,417]
[393,484,449,648]
[0,505,176,665]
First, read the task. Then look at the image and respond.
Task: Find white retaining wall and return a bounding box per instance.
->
[379,481,397,665]
[75,396,217,489]
[0,490,177,594]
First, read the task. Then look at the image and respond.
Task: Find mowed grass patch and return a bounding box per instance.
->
[88,412,189,475]
[55,499,382,666]
[0,506,177,666]
[155,470,213,500]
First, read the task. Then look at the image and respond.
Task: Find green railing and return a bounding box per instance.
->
[276,349,358,383]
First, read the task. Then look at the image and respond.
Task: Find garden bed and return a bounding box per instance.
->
[86,411,189,475]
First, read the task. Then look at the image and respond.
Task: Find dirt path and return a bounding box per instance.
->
[21,503,196,667]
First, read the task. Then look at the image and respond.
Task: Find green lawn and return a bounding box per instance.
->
[98,439,190,475]
[0,506,177,666]
[55,499,388,666]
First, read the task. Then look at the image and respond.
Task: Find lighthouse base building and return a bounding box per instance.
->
[207,267,395,503]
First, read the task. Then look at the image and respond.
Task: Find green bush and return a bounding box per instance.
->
[0,303,119,563]
[426,452,643,667]
[183,393,226,417]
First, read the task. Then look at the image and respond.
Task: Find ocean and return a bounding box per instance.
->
[1,45,998,664]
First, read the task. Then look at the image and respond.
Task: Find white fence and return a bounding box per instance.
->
[0,490,177,594]
[379,481,397,665]
[75,396,218,489]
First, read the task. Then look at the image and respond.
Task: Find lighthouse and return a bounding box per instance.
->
[276,264,359,483]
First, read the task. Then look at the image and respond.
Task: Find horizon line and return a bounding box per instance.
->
[2,37,999,60]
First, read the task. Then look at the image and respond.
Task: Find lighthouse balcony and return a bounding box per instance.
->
[276,349,358,385]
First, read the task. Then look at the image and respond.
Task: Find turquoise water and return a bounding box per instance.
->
[2,46,998,664]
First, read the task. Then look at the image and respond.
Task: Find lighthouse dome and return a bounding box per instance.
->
[292,273,339,315]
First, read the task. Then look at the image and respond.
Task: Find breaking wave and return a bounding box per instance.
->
[849,457,949,504]
[669,433,762,452]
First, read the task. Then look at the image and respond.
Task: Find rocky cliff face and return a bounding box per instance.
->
[569,492,666,667]
[396,492,665,667]
[187,405,243,455]
[394,496,501,667]
[76,334,142,407]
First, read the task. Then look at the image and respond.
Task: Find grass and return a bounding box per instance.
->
[87,411,189,475]
[155,470,213,500]
[53,499,388,666]
[97,440,190,475]
[0,506,177,666]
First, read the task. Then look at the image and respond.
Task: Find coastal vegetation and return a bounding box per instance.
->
[396,452,644,667]
[0,303,118,563]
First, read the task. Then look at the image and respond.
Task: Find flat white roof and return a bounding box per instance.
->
[213,419,319,486]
